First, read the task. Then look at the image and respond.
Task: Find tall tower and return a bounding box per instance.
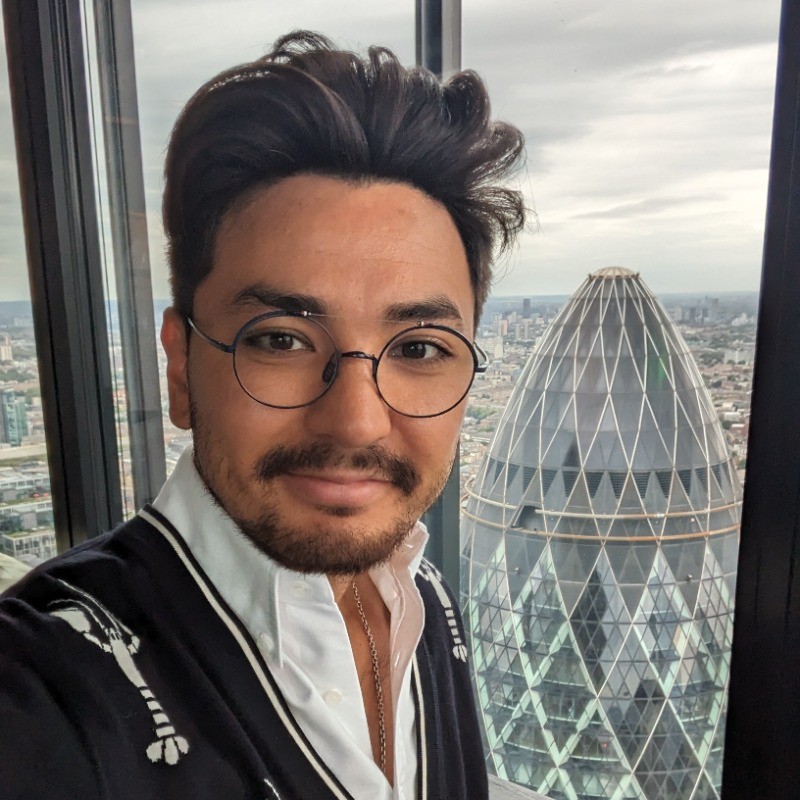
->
[0,390,28,446]
[461,268,741,800]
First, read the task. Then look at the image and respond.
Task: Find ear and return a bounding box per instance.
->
[161,307,192,430]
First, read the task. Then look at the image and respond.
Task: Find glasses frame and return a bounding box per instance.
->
[186,310,488,418]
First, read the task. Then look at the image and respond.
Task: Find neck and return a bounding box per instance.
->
[334,571,394,785]
[328,573,356,603]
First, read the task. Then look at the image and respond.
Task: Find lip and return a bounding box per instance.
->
[280,471,393,507]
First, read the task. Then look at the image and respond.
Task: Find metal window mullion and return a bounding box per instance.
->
[3,0,123,549]
[416,0,462,592]
[722,0,800,797]
[93,0,166,507]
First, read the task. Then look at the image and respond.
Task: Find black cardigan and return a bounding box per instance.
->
[0,508,488,800]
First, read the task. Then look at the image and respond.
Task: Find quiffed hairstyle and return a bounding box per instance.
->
[163,31,526,322]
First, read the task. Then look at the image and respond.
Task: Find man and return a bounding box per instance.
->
[0,31,524,799]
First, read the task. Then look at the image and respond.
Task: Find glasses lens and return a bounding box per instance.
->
[376,326,476,417]
[233,314,336,408]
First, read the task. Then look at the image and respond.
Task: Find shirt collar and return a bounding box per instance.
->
[149,446,429,666]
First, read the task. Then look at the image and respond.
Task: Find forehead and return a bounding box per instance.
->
[201,174,474,330]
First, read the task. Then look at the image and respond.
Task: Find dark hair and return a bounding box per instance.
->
[163,30,526,322]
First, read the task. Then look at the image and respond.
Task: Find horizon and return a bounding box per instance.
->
[0,287,762,311]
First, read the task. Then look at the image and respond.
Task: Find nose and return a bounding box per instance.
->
[304,353,392,447]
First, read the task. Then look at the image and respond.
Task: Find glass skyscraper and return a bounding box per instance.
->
[461,268,741,800]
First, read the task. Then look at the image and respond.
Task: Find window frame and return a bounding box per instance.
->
[91,0,166,508]
[4,1,800,797]
[417,0,463,592]
[721,1,800,797]
[3,0,123,549]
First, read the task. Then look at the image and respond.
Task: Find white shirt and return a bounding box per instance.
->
[152,448,428,800]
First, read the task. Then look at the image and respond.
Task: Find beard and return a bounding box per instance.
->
[190,403,453,575]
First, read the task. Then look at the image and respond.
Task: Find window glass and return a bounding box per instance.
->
[459,2,780,798]
[0,14,56,570]
[130,0,415,475]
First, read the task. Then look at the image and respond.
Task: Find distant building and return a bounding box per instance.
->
[0,333,12,362]
[0,499,53,533]
[723,347,755,365]
[1,528,57,563]
[462,267,741,800]
[0,390,29,446]
[708,298,720,325]
[730,313,749,327]
[523,298,532,319]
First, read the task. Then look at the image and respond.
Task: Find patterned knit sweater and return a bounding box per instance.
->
[0,509,487,800]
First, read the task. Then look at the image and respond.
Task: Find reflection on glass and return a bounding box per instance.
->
[0,13,56,566]
[130,2,415,476]
[459,4,778,796]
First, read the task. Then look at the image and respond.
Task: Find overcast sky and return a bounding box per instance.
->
[0,0,782,302]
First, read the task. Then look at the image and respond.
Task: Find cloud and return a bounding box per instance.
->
[0,0,783,302]
[570,194,724,220]
[458,0,780,295]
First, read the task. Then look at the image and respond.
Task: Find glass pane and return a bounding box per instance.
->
[460,3,780,797]
[0,14,56,575]
[130,1,415,476]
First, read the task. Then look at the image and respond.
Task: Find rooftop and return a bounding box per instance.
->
[590,266,638,279]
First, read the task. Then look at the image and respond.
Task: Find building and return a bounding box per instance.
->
[0,332,12,362]
[0,390,29,446]
[461,267,741,799]
[723,347,756,366]
[1,528,57,563]
[522,298,532,319]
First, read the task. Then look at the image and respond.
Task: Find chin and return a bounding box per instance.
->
[232,508,417,575]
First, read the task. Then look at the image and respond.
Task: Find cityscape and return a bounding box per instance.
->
[461,289,754,505]
[0,276,757,798]
[0,284,756,569]
[462,270,745,798]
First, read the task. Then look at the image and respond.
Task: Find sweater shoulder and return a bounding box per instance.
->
[1,514,164,607]
[0,514,173,670]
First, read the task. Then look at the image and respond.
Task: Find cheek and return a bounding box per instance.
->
[404,415,463,469]
[188,360,255,449]
[188,348,254,421]
[191,376,308,456]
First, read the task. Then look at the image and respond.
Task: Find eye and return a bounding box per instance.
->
[389,336,454,364]
[241,329,313,354]
[397,340,446,360]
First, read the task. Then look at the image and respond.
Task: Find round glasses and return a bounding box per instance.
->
[187,311,487,418]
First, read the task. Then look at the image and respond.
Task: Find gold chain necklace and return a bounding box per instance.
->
[352,580,387,776]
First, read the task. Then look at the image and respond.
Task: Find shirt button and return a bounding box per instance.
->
[258,633,274,655]
[323,689,343,706]
[291,582,310,599]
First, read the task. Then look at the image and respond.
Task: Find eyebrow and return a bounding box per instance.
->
[382,296,465,327]
[231,285,328,316]
[231,284,464,327]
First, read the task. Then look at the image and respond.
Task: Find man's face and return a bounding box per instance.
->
[162,174,475,575]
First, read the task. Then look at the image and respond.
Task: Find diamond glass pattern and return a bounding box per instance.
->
[462,268,741,800]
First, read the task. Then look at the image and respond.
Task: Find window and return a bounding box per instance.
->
[130,1,416,477]
[459,2,781,797]
[0,11,56,566]
[4,2,800,798]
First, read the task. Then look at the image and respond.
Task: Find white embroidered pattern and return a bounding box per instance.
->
[418,560,468,661]
[263,776,282,799]
[48,579,190,765]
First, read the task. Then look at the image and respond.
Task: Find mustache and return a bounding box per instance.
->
[254,442,420,497]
